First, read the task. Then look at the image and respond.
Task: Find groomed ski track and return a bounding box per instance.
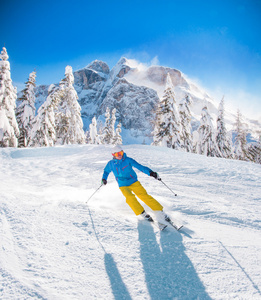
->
[0,144,261,299]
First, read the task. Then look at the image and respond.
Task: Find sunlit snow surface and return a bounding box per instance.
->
[1,144,261,299]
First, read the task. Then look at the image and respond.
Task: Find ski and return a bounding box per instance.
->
[154,221,168,231]
[143,218,167,231]
[166,220,183,231]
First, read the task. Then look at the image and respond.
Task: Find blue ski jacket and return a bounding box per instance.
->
[102,153,152,187]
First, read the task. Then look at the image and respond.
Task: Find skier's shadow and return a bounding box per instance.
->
[87,207,132,300]
[104,253,132,300]
[138,221,211,299]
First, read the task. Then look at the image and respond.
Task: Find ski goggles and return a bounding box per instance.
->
[112,150,124,158]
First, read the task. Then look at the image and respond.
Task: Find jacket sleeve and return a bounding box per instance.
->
[128,157,152,176]
[102,161,112,180]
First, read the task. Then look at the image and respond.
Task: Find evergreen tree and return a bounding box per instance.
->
[89,116,100,144]
[0,47,19,147]
[28,85,62,147]
[99,107,122,145]
[179,94,193,152]
[97,119,104,137]
[55,66,85,145]
[192,130,200,153]
[110,108,116,142]
[247,132,261,164]
[196,105,222,157]
[216,97,232,158]
[152,101,162,146]
[152,73,181,149]
[234,110,248,160]
[113,122,123,145]
[227,131,234,159]
[101,107,112,144]
[16,71,36,147]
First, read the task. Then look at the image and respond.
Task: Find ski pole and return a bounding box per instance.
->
[86,183,103,204]
[158,178,177,196]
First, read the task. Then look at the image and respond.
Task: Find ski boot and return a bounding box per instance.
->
[140,210,153,222]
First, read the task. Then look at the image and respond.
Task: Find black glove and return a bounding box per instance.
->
[102,179,107,185]
[150,171,159,180]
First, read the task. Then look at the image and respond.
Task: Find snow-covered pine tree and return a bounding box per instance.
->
[0,47,19,147]
[216,97,232,158]
[192,130,200,153]
[179,94,193,152]
[101,107,112,144]
[85,130,90,144]
[113,122,123,145]
[89,116,100,144]
[99,107,121,145]
[16,71,36,147]
[110,108,116,142]
[55,66,85,145]
[152,101,162,146]
[28,84,63,147]
[227,131,234,159]
[234,110,248,160]
[196,105,222,157]
[97,119,103,137]
[248,135,261,164]
[152,73,181,149]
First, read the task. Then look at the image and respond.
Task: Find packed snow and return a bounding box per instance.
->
[0,144,261,299]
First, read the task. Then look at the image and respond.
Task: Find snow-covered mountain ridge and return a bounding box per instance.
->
[32,58,261,144]
[1,144,261,299]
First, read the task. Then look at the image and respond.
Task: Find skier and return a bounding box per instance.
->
[101,146,171,223]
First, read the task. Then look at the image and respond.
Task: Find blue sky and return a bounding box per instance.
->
[1,0,261,120]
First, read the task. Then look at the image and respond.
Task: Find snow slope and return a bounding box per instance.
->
[0,144,261,299]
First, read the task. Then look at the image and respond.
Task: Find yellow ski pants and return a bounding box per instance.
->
[119,181,163,215]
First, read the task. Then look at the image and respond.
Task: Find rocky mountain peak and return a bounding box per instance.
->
[109,57,132,80]
[146,66,187,87]
[86,60,110,74]
[117,57,129,66]
[31,57,261,144]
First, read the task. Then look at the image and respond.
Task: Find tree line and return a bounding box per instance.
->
[0,47,122,148]
[0,47,260,163]
[152,73,261,163]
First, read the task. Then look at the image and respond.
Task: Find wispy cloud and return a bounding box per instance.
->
[122,50,160,68]
[207,86,261,121]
